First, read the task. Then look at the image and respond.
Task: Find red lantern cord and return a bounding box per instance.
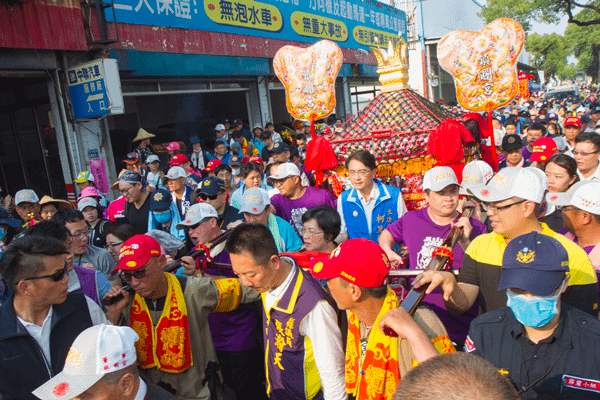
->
[195,244,213,270]
[431,246,453,270]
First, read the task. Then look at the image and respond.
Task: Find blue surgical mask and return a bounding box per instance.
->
[519,117,526,124]
[506,287,561,328]
[0,227,6,241]
[153,210,171,224]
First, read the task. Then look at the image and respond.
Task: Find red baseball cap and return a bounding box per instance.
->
[248,155,263,165]
[309,239,391,287]
[203,159,222,171]
[564,116,581,128]
[168,154,189,166]
[112,235,161,275]
[530,137,557,162]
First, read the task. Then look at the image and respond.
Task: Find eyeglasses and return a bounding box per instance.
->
[25,262,68,282]
[119,186,134,196]
[68,227,92,240]
[120,269,147,282]
[199,192,222,201]
[105,241,124,250]
[482,199,527,213]
[572,150,599,157]
[301,228,324,237]
[348,169,373,178]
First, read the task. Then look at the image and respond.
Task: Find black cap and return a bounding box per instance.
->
[502,134,523,151]
[270,142,290,154]
[197,177,226,196]
[499,232,568,296]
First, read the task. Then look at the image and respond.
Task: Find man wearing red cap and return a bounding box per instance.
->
[563,116,582,157]
[104,234,261,400]
[168,154,202,190]
[310,239,454,400]
[203,159,222,178]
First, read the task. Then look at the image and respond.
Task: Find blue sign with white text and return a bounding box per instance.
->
[67,60,109,120]
[106,0,407,50]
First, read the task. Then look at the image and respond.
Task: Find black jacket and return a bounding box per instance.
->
[0,293,93,400]
[468,304,600,399]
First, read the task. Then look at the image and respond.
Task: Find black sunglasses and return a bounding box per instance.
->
[25,262,68,282]
[120,269,147,282]
[199,192,224,201]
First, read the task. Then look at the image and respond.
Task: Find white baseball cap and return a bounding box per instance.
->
[460,160,494,195]
[493,128,506,147]
[422,166,459,192]
[239,187,271,215]
[166,166,186,180]
[176,203,218,230]
[546,180,600,215]
[526,166,548,192]
[146,154,160,164]
[468,167,545,204]
[77,197,98,212]
[270,163,301,180]
[32,325,138,400]
[15,189,39,205]
[215,124,226,131]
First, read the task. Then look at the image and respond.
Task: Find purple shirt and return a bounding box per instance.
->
[271,186,336,237]
[206,250,260,351]
[522,146,533,162]
[581,245,600,293]
[385,207,487,341]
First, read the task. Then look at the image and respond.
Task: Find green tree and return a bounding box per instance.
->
[557,65,579,81]
[526,33,570,82]
[481,0,600,32]
[565,9,600,82]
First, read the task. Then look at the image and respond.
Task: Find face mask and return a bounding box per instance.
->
[519,117,526,124]
[232,168,240,176]
[0,227,6,241]
[506,286,562,328]
[153,210,171,224]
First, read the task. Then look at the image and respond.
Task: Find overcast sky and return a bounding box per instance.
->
[529,15,569,35]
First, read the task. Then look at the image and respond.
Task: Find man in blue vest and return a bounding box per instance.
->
[337,149,406,242]
[226,223,347,400]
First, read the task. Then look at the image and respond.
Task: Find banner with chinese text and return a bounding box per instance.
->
[107,0,406,50]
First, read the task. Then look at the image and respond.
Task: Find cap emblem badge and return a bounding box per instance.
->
[313,262,323,273]
[516,247,535,264]
[65,348,83,368]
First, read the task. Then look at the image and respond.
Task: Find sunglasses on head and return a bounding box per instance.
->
[25,262,68,282]
[119,269,147,282]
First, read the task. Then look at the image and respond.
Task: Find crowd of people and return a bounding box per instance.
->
[0,90,600,400]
